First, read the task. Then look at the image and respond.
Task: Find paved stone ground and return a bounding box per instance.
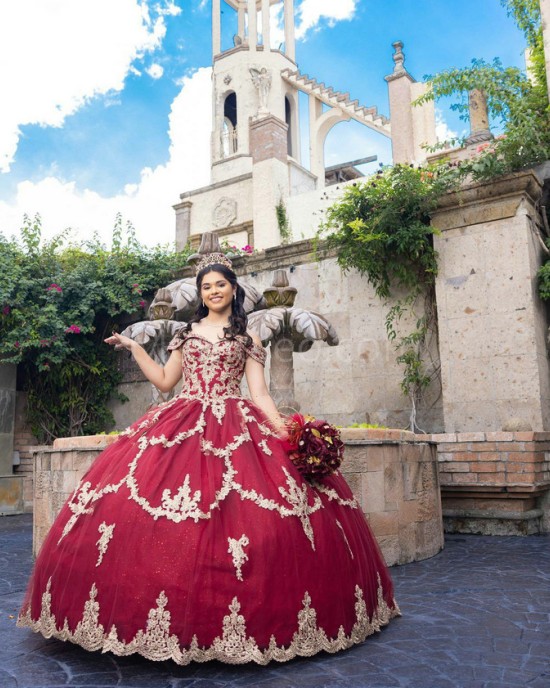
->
[1,514,548,688]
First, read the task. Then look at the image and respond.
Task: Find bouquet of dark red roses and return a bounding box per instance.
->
[282,413,344,478]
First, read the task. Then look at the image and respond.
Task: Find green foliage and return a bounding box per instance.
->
[320,164,457,430]
[0,214,191,443]
[321,164,456,299]
[416,0,550,178]
[275,198,292,244]
[319,0,550,425]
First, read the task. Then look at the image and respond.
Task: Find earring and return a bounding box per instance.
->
[202,300,206,308]
[233,293,236,301]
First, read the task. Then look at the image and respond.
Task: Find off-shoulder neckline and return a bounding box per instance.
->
[182,327,257,348]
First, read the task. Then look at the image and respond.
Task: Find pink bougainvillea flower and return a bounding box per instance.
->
[241,245,253,254]
[139,300,146,308]
[47,284,63,292]
[2,305,10,315]
[14,341,20,348]
[65,325,81,334]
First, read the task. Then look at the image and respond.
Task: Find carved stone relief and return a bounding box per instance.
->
[213,197,237,229]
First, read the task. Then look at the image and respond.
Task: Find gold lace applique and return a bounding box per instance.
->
[227,535,249,581]
[310,481,359,509]
[161,475,203,522]
[96,522,116,567]
[58,481,96,544]
[335,519,354,560]
[18,577,400,665]
[278,468,322,550]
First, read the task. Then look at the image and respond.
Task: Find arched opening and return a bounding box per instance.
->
[285,96,292,156]
[323,120,390,185]
[221,92,238,158]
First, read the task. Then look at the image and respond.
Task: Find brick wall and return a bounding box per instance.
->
[431,431,550,535]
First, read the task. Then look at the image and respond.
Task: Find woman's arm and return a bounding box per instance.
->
[244,337,286,436]
[104,333,183,393]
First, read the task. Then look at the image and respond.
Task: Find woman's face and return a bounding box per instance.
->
[200,270,235,314]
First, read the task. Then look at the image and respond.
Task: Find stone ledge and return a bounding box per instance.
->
[340,428,418,442]
[443,508,543,521]
[52,435,119,450]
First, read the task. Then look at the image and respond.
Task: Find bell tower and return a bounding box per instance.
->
[210,0,300,187]
[175,2,434,252]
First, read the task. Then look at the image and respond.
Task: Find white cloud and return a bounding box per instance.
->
[0,67,213,247]
[295,0,359,40]
[0,0,176,173]
[147,63,165,79]
[435,108,459,145]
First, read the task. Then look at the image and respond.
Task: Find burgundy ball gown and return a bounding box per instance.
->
[18,330,400,665]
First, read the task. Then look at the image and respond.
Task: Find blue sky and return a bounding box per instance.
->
[0,0,527,247]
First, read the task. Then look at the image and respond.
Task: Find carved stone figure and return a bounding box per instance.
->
[250,67,272,113]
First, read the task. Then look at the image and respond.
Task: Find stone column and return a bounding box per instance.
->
[238,4,246,41]
[540,0,550,102]
[174,200,193,252]
[385,42,415,164]
[247,0,257,52]
[284,0,295,61]
[250,114,290,248]
[465,89,492,146]
[309,94,324,186]
[261,0,271,49]
[0,364,23,514]
[431,170,549,432]
[212,0,221,58]
[385,41,436,164]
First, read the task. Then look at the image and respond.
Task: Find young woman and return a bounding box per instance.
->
[18,253,399,665]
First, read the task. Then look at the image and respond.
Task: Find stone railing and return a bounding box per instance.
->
[32,429,444,566]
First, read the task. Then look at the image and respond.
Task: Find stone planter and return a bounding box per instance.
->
[33,430,444,566]
[340,428,444,566]
[33,435,117,556]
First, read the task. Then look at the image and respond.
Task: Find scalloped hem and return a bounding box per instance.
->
[18,578,401,666]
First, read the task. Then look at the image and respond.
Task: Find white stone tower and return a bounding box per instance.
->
[174,2,436,252]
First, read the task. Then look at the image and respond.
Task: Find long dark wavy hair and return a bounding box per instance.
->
[185,264,252,346]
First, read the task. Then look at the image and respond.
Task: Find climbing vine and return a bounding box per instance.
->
[0,214,192,443]
[276,198,292,244]
[320,164,459,431]
[321,0,549,430]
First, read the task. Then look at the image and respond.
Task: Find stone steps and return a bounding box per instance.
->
[281,68,391,136]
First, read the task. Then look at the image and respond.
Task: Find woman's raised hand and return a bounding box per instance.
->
[104,333,135,351]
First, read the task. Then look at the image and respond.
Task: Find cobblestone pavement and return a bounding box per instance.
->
[1,514,548,688]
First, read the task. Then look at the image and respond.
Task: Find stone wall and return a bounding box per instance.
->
[13,392,38,512]
[433,431,550,535]
[432,170,550,432]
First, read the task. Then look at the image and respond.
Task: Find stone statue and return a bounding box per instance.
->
[250,67,272,113]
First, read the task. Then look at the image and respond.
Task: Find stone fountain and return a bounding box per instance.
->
[248,269,339,413]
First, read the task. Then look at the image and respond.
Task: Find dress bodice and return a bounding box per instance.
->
[167,328,266,400]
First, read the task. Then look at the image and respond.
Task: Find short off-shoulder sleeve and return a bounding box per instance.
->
[167,328,187,351]
[247,340,267,366]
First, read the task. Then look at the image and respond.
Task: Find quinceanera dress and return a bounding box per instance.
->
[18,330,400,664]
